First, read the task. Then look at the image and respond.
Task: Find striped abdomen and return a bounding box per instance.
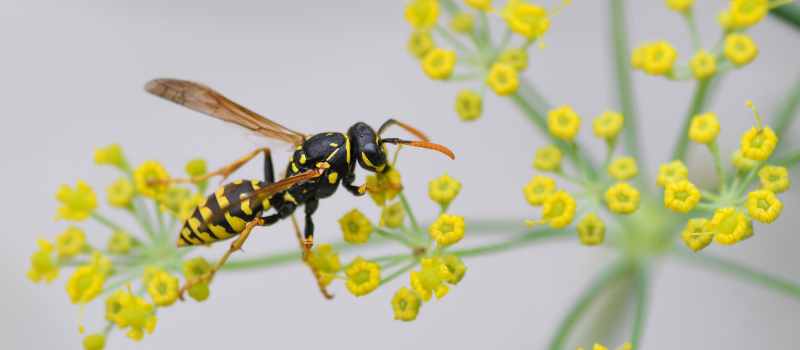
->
[177,180,270,247]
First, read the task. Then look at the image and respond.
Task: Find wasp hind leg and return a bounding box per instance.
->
[290,210,334,300]
[178,213,280,300]
[161,147,272,186]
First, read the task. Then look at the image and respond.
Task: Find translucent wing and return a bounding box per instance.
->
[145,78,307,146]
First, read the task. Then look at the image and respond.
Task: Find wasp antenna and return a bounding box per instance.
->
[377,119,431,141]
[382,138,455,160]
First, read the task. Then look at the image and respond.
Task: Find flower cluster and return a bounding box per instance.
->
[28,144,217,349]
[404,0,569,122]
[630,0,784,80]
[312,168,468,322]
[524,106,641,246]
[674,101,788,251]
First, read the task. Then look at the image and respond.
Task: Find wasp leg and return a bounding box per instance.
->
[342,173,367,197]
[290,213,334,300]
[302,199,318,251]
[178,213,280,300]
[162,147,272,186]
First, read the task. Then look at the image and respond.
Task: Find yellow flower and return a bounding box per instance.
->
[55,180,97,221]
[345,257,380,297]
[731,149,758,172]
[487,63,519,96]
[366,168,403,206]
[307,244,341,287]
[740,126,778,161]
[682,218,713,252]
[657,160,688,187]
[577,213,605,246]
[89,251,113,275]
[498,48,529,72]
[407,31,435,59]
[429,214,466,246]
[547,105,581,142]
[690,50,717,80]
[440,255,467,284]
[728,0,768,29]
[593,111,624,141]
[724,33,758,66]
[523,175,557,206]
[642,41,677,76]
[392,287,422,321]
[455,89,483,122]
[665,0,693,12]
[502,0,550,40]
[631,45,647,70]
[93,144,127,170]
[689,112,720,144]
[450,12,475,34]
[82,333,105,350]
[747,190,783,224]
[535,190,577,229]
[339,209,373,244]
[157,186,192,216]
[422,48,457,80]
[115,292,158,341]
[146,271,180,307]
[27,239,59,283]
[759,165,790,193]
[105,290,126,325]
[410,257,452,301]
[133,160,171,199]
[107,230,134,254]
[664,180,701,213]
[182,257,212,301]
[380,202,406,228]
[608,156,638,181]
[709,207,751,245]
[107,177,134,208]
[185,158,207,178]
[66,265,105,304]
[605,182,640,215]
[466,0,493,11]
[405,0,439,30]
[719,9,735,30]
[533,145,562,172]
[55,226,87,259]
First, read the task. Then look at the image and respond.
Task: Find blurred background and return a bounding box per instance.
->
[2,0,799,349]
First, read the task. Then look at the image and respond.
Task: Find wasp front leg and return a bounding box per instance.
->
[343,173,367,196]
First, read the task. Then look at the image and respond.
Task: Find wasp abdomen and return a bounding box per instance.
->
[177,179,269,247]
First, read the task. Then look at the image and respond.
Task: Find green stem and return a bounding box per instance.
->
[771,3,800,29]
[610,0,645,182]
[672,249,800,300]
[548,261,632,350]
[630,267,650,348]
[451,229,571,257]
[374,227,422,249]
[435,25,472,54]
[708,142,727,192]
[684,11,701,51]
[770,74,800,142]
[91,212,125,233]
[132,198,157,240]
[399,192,423,234]
[221,249,301,271]
[773,150,800,167]
[380,260,418,286]
[671,78,714,161]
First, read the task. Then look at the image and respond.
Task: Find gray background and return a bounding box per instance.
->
[2,0,800,349]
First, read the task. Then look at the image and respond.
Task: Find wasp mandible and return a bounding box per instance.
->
[145,79,455,299]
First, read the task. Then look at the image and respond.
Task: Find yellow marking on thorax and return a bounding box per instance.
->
[328,172,339,184]
[262,198,271,211]
[241,199,253,216]
[233,180,243,185]
[344,135,351,164]
[215,187,230,209]
[284,192,298,204]
[291,162,299,173]
[316,161,330,169]
[251,180,261,190]
[299,154,307,165]
[326,147,340,161]
[329,142,339,147]
[224,212,247,232]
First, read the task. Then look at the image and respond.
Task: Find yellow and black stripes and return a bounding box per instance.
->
[177,180,269,247]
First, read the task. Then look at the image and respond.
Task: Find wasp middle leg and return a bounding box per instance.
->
[290,214,334,300]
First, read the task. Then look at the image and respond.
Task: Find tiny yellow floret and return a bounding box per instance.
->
[642,41,677,76]
[392,287,422,321]
[107,230,134,255]
[429,173,462,208]
[429,214,466,246]
[487,63,520,96]
[740,126,777,161]
[133,160,171,199]
[455,89,483,122]
[608,156,638,181]
[404,0,439,30]
[450,12,475,34]
[689,112,720,144]
[93,144,127,170]
[345,257,381,297]
[66,265,105,304]
[307,244,342,287]
[380,202,406,228]
[731,149,758,172]
[690,50,717,80]
[82,334,105,350]
[498,48,529,72]
[339,209,374,244]
[523,175,557,206]
[605,182,640,215]
[407,31,435,59]
[592,111,624,141]
[422,48,457,80]
[537,190,577,228]
[55,226,87,259]
[533,145,563,172]
[665,0,694,13]
[547,105,581,142]
[759,165,790,193]
[440,255,467,284]
[577,213,605,246]
[466,0,493,11]
[709,207,751,245]
[56,180,97,221]
[410,257,452,301]
[366,168,403,206]
[502,0,550,40]
[664,180,701,213]
[107,177,134,208]
[682,218,713,252]
[657,160,688,187]
[728,0,768,29]
[27,239,59,283]
[747,190,783,224]
[724,33,759,67]
[146,271,179,307]
[112,291,157,341]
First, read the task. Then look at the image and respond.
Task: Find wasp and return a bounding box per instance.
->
[145,78,455,299]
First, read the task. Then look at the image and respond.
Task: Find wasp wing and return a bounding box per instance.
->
[145,78,307,146]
